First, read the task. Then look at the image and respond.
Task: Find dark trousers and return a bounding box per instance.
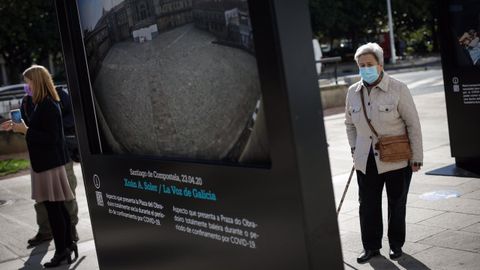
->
[356,153,412,250]
[44,201,73,254]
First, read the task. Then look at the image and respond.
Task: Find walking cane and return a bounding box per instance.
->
[337,165,355,215]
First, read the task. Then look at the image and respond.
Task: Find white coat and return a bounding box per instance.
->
[345,72,423,174]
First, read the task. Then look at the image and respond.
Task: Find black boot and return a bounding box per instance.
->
[70,242,79,262]
[27,232,53,246]
[43,249,72,268]
[357,250,380,263]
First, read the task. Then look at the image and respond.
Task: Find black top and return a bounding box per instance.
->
[21,86,75,135]
[25,97,69,172]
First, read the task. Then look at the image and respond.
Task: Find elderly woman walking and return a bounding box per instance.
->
[344,43,423,263]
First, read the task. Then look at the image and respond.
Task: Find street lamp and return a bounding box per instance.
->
[387,0,397,64]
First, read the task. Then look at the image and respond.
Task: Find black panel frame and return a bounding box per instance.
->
[438,0,480,158]
[55,0,343,269]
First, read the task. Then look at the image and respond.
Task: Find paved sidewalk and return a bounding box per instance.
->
[0,165,99,270]
[1,89,479,269]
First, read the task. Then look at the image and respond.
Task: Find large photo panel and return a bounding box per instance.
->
[56,0,343,269]
[77,0,269,165]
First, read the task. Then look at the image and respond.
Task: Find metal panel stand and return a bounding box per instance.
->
[426,164,480,178]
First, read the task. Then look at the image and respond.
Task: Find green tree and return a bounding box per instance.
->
[391,0,439,54]
[0,0,61,83]
[309,0,439,56]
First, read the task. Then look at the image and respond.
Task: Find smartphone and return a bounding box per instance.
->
[10,109,22,123]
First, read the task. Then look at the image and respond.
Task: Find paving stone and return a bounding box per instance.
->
[0,259,25,270]
[418,212,480,230]
[406,193,421,205]
[330,158,356,177]
[342,203,440,234]
[339,216,361,233]
[339,231,364,253]
[408,197,480,215]
[419,230,480,253]
[0,244,18,263]
[333,183,359,204]
[406,207,444,224]
[453,179,480,196]
[337,213,357,224]
[337,200,359,215]
[411,173,472,187]
[405,223,446,243]
[408,181,462,197]
[413,247,480,270]
[462,222,480,234]
[401,241,433,255]
[0,211,40,258]
[462,189,480,200]
[422,147,455,165]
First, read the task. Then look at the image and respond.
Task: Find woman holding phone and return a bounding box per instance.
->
[1,65,78,267]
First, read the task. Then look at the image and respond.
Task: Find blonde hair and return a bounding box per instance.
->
[22,65,59,104]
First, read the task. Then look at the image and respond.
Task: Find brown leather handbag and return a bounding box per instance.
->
[360,89,412,162]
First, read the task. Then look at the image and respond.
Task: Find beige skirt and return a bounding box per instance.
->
[31,166,75,202]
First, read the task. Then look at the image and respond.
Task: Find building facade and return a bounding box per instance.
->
[84,0,253,79]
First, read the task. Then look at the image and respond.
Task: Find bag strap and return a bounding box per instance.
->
[360,88,379,138]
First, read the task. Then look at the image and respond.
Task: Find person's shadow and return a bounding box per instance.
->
[396,253,431,270]
[344,254,402,270]
[18,242,86,270]
[368,253,431,270]
[344,253,431,270]
[18,242,50,270]
[368,254,401,270]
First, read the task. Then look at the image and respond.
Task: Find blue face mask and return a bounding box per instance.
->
[359,66,379,84]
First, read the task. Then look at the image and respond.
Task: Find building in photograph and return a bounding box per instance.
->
[84,0,194,79]
[192,0,253,52]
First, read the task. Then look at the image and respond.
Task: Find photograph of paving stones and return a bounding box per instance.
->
[78,0,269,164]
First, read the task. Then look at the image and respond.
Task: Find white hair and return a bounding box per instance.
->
[354,42,384,66]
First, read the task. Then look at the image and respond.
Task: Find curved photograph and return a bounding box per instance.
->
[77,0,269,165]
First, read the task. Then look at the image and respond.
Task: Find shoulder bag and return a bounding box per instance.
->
[360,89,412,162]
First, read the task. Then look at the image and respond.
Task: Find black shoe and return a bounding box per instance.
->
[43,249,72,268]
[27,232,53,246]
[357,250,380,263]
[389,247,403,260]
